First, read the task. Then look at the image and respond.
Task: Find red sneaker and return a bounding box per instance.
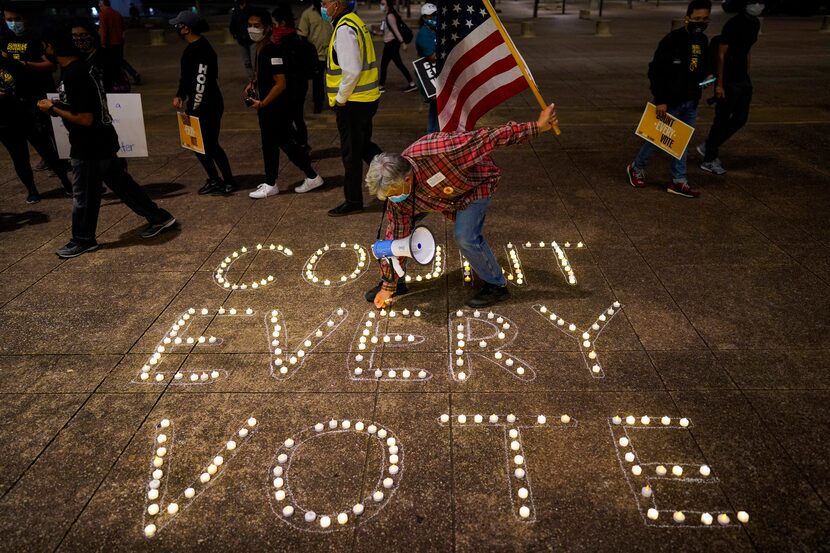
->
[667,182,700,198]
[626,164,647,188]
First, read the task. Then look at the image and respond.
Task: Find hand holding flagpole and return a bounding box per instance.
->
[481,0,562,135]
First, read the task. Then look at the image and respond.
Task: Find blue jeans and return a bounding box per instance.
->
[632,100,698,184]
[454,198,506,286]
[427,100,438,134]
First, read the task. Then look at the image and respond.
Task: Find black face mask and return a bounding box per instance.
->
[74,38,94,53]
[687,21,708,34]
[45,53,58,64]
[176,26,189,40]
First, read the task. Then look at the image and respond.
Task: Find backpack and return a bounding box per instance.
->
[389,12,413,44]
[282,34,320,81]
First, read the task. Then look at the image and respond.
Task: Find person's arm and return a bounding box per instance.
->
[746,50,751,74]
[99,10,110,47]
[715,42,728,98]
[298,10,310,37]
[388,12,404,43]
[375,202,414,304]
[647,34,672,115]
[334,26,362,105]
[37,98,94,126]
[254,74,287,108]
[453,121,540,170]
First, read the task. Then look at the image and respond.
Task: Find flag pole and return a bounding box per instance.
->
[480,0,561,135]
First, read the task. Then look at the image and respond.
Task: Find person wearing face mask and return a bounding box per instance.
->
[373,0,416,93]
[323,0,383,217]
[363,104,558,309]
[170,11,237,195]
[626,0,712,199]
[71,19,129,93]
[245,8,323,200]
[415,3,438,133]
[37,27,176,258]
[697,1,763,175]
[0,4,73,201]
[298,0,332,114]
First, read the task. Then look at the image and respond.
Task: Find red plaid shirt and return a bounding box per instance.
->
[379,121,539,290]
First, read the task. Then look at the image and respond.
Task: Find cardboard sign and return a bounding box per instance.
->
[634,103,695,160]
[177,112,205,155]
[412,57,437,99]
[48,93,149,159]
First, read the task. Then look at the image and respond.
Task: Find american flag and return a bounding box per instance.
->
[435,0,530,131]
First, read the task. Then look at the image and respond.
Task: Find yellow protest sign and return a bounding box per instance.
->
[178,113,205,155]
[634,103,695,160]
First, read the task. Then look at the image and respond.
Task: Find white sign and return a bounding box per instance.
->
[47,93,149,159]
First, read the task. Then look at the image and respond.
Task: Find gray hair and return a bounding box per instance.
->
[365,153,411,200]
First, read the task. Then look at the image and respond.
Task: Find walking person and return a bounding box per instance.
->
[698,1,763,175]
[229,0,255,80]
[0,51,39,202]
[374,0,415,93]
[271,3,311,151]
[170,11,238,195]
[415,3,438,133]
[38,28,175,258]
[1,4,72,200]
[72,19,129,93]
[98,0,140,84]
[364,105,559,309]
[323,0,382,216]
[245,8,323,199]
[626,0,712,199]
[297,0,332,114]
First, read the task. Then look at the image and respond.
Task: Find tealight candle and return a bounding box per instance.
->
[647,508,659,520]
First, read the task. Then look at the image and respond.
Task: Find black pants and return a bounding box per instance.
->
[0,125,36,195]
[24,103,72,190]
[258,108,316,186]
[704,78,753,162]
[335,100,381,207]
[291,79,309,147]
[108,43,139,79]
[192,107,234,183]
[312,60,326,113]
[379,41,412,87]
[70,156,171,246]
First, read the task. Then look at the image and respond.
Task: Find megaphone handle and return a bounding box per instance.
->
[391,258,405,278]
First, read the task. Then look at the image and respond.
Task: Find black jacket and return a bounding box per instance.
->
[229,4,253,46]
[647,27,709,107]
[176,37,223,114]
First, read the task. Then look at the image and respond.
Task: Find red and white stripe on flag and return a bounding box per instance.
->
[436,17,528,132]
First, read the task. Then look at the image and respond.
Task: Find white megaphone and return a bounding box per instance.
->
[371,226,435,278]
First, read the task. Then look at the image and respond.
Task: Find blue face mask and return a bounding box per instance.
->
[320,7,331,23]
[425,17,437,29]
[6,21,24,34]
[388,192,409,203]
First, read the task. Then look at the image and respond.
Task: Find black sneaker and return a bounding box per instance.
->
[404,83,417,93]
[26,193,41,204]
[56,241,100,259]
[216,180,239,195]
[140,216,177,239]
[466,282,510,308]
[328,202,364,217]
[364,280,409,302]
[198,178,222,195]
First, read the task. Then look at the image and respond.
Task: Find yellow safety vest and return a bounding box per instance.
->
[326,12,380,106]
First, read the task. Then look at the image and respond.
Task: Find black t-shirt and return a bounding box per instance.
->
[255,42,289,111]
[58,60,120,160]
[720,13,760,82]
[0,31,54,98]
[176,36,223,114]
[0,56,24,126]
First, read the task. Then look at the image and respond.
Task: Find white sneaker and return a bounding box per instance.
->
[696,143,706,158]
[249,183,279,199]
[295,175,324,194]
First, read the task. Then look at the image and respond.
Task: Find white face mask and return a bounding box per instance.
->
[746,3,764,16]
[248,26,266,42]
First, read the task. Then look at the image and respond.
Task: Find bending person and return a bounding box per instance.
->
[365,104,558,309]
